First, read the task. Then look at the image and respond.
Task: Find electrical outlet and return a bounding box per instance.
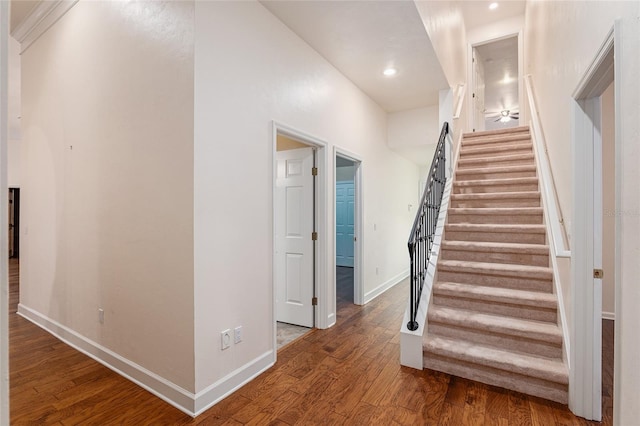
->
[234,326,242,344]
[221,329,231,350]
[98,308,104,324]
[376,267,379,275]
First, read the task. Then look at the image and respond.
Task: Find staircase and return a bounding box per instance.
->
[423,126,568,404]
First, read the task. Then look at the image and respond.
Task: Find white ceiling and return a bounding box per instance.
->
[261,0,449,112]
[459,0,526,31]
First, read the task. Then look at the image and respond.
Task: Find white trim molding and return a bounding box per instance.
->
[525,75,571,258]
[271,121,330,329]
[364,269,409,305]
[193,351,273,416]
[17,304,196,415]
[602,312,615,321]
[525,74,572,373]
[334,146,364,306]
[17,304,274,418]
[0,2,10,422]
[453,84,466,120]
[11,0,78,53]
[569,23,618,422]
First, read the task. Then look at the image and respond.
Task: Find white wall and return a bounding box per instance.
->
[8,36,20,187]
[0,2,10,422]
[525,1,640,422]
[387,105,439,168]
[415,1,470,145]
[601,82,615,318]
[20,1,195,392]
[415,2,467,89]
[193,1,419,395]
[467,15,524,46]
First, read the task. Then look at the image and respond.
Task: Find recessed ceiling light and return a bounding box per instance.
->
[489,2,499,10]
[383,68,397,77]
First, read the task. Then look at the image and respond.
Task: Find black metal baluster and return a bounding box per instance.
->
[407,123,449,331]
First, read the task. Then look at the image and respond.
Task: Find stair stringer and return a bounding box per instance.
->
[529,118,571,369]
[400,132,460,370]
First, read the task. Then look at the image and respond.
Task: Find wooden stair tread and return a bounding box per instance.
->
[423,336,568,385]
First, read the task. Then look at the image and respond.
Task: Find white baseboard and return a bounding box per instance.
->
[17,303,274,418]
[602,311,615,321]
[364,269,409,304]
[194,350,273,416]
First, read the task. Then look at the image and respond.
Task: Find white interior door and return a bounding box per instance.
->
[473,48,486,132]
[336,181,354,267]
[275,147,315,327]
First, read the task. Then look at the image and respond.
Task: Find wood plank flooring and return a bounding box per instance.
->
[8,259,612,424]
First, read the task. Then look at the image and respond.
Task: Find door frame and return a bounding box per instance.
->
[271,121,329,355]
[570,23,620,421]
[0,1,9,422]
[334,147,364,307]
[467,30,524,132]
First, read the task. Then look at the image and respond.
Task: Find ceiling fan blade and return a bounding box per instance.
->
[510,115,519,120]
[494,117,501,122]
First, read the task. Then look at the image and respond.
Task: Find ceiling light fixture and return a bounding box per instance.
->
[383,67,397,77]
[489,2,499,10]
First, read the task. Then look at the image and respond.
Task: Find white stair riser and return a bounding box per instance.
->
[427,322,562,359]
[444,230,546,244]
[447,212,543,225]
[450,198,541,208]
[454,183,539,194]
[432,294,557,322]
[423,355,567,404]
[456,170,537,180]
[437,270,553,292]
[441,248,549,267]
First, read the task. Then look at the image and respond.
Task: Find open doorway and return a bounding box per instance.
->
[335,155,355,309]
[334,147,363,312]
[471,35,520,132]
[274,133,315,348]
[8,188,19,259]
[571,27,618,421]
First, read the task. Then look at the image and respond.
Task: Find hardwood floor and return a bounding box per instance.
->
[9,259,612,425]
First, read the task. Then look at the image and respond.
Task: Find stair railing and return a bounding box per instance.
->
[407,122,449,331]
